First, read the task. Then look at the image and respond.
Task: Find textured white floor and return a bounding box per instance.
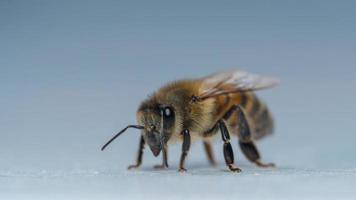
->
[2,130,356,200]
[2,165,356,200]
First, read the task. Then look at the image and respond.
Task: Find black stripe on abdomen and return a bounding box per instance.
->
[249,94,261,118]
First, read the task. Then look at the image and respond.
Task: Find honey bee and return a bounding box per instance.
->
[101,70,279,172]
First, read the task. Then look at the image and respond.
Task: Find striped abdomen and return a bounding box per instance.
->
[238,92,274,140]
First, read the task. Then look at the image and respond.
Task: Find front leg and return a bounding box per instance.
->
[128,135,145,170]
[218,120,241,172]
[179,129,191,172]
[153,145,169,169]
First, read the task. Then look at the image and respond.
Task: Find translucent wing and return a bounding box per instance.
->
[198,70,279,99]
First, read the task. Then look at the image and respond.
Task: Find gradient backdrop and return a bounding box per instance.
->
[1,0,356,199]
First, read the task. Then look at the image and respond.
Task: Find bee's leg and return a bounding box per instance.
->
[153,146,168,169]
[239,141,275,168]
[202,125,218,166]
[178,129,191,172]
[203,141,217,166]
[128,135,145,170]
[162,144,169,168]
[218,120,242,172]
[226,105,275,168]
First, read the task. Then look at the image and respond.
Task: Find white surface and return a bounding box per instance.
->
[2,166,356,200]
[2,133,356,200]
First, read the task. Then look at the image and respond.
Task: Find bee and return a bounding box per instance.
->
[101,70,279,172]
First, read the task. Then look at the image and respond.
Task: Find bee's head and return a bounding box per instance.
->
[100,97,176,159]
[136,101,175,157]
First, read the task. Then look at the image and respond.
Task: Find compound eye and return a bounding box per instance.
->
[163,107,172,117]
[150,125,156,130]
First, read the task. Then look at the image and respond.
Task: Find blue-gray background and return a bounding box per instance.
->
[1,1,356,199]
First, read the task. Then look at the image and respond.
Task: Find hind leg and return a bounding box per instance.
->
[239,141,275,168]
[224,105,275,168]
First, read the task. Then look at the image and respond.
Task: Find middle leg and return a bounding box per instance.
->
[202,124,218,166]
[203,140,217,166]
[178,129,191,172]
[218,120,241,172]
